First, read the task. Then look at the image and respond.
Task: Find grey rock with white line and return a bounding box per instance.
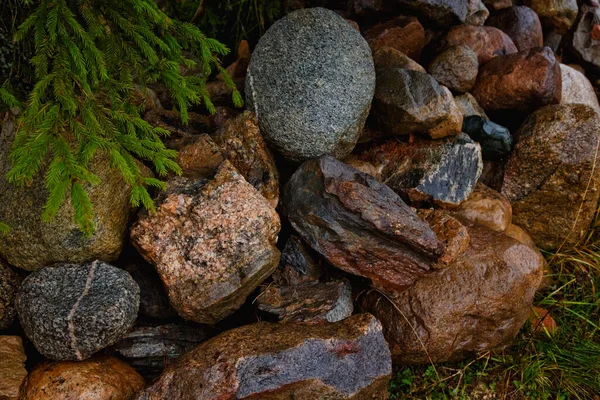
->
[16,261,139,361]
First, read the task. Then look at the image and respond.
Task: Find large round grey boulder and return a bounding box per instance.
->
[16,261,139,360]
[246,8,376,163]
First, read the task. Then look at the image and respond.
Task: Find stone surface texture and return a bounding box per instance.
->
[417,209,471,266]
[428,45,479,93]
[560,64,600,111]
[283,156,444,292]
[443,25,517,64]
[452,182,512,232]
[16,261,140,360]
[137,314,392,400]
[359,223,544,364]
[0,336,27,400]
[572,6,600,70]
[130,161,280,324]
[0,113,133,271]
[462,115,513,160]
[364,16,426,60]
[112,325,211,381]
[486,6,544,51]
[502,104,600,250]
[123,262,177,321]
[357,134,483,206]
[213,111,280,207]
[257,279,354,323]
[466,0,490,26]
[372,47,426,72]
[393,0,468,26]
[525,0,578,34]
[19,356,144,400]
[246,8,375,162]
[0,260,21,330]
[373,69,463,139]
[473,47,562,112]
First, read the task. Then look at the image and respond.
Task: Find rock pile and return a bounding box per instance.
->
[2,2,600,399]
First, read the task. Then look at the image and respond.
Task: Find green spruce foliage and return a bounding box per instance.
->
[2,0,242,236]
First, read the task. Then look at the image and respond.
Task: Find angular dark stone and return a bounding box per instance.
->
[16,261,140,361]
[357,134,483,206]
[138,314,392,400]
[257,279,353,323]
[112,325,211,381]
[462,115,513,160]
[123,262,177,321]
[273,235,324,286]
[282,156,444,292]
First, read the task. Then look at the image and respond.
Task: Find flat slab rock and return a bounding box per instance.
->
[0,336,27,400]
[257,279,353,323]
[359,222,544,364]
[246,7,375,162]
[502,104,600,250]
[112,324,212,381]
[137,314,392,400]
[356,134,483,206]
[16,261,139,361]
[19,356,144,400]
[130,161,281,324]
[282,155,444,292]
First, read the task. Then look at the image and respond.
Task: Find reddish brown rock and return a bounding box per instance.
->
[428,45,479,93]
[483,0,512,11]
[364,16,426,61]
[282,156,444,292]
[372,47,426,72]
[443,25,517,64]
[486,6,544,52]
[257,279,353,323]
[356,135,483,206]
[130,161,280,324]
[560,64,600,111]
[358,223,544,364]
[473,47,562,112]
[0,260,21,330]
[417,209,470,266]
[373,69,463,139]
[19,356,144,400]
[452,182,512,232]
[177,134,225,179]
[502,104,600,250]
[138,314,392,400]
[213,112,279,207]
[0,336,26,400]
[572,6,600,70]
[525,0,578,34]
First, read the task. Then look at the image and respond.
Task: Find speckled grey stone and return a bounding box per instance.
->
[16,261,139,361]
[246,8,375,163]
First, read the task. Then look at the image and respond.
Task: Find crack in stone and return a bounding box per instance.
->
[67,260,98,360]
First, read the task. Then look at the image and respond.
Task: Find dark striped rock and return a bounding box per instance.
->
[282,156,444,292]
[273,235,324,286]
[502,104,600,250]
[138,314,392,400]
[130,161,280,324]
[16,261,139,361]
[356,134,483,206]
[359,223,544,364]
[246,8,375,162]
[257,279,353,323]
[112,325,211,381]
[123,262,177,321]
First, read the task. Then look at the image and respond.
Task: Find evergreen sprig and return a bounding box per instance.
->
[3,0,242,236]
